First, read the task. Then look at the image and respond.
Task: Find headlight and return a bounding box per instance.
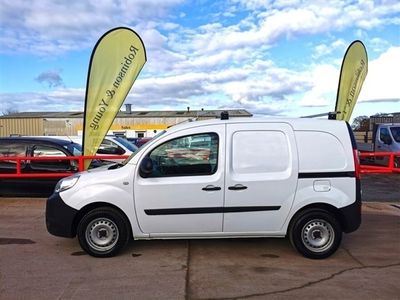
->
[55,175,80,193]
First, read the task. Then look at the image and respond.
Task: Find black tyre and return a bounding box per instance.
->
[77,207,131,257]
[289,209,342,259]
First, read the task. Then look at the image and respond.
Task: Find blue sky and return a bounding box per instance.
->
[0,0,399,121]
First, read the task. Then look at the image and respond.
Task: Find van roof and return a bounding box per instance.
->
[167,117,346,132]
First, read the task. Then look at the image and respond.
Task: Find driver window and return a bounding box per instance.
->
[147,133,218,177]
[380,128,391,144]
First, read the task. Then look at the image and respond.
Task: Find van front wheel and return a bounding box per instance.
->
[77,207,130,257]
[289,209,342,259]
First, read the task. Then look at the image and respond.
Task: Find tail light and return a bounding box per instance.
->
[346,122,360,179]
[353,149,361,179]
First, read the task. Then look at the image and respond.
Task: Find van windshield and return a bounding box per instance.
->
[390,127,400,142]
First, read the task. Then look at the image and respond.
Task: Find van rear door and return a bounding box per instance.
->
[224,122,298,232]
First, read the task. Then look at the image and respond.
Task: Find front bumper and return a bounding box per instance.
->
[46,192,78,238]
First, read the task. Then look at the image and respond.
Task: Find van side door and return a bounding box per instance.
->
[134,125,225,234]
[224,122,298,232]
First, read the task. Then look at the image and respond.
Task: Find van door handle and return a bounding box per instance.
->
[202,185,221,191]
[228,184,248,191]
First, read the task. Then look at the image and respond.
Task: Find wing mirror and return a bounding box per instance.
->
[139,157,153,177]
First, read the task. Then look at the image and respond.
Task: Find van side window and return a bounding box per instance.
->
[232,131,289,174]
[147,133,218,177]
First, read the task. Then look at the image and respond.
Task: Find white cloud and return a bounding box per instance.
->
[0,57,312,115]
[177,0,400,57]
[2,0,398,59]
[358,47,400,103]
[0,0,184,55]
[0,88,85,112]
[0,0,399,118]
[298,64,338,107]
[300,47,400,109]
[369,37,392,53]
[313,39,346,59]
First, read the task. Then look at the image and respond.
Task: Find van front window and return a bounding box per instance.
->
[146,132,218,177]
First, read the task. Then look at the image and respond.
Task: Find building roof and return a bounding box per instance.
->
[0,109,252,119]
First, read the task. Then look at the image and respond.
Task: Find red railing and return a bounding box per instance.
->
[360,152,400,174]
[0,155,129,178]
[1,152,399,178]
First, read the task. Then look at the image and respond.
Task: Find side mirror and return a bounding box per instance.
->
[139,157,153,178]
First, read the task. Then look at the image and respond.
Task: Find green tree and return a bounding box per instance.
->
[351,115,369,131]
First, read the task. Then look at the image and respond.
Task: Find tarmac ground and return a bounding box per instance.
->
[361,173,400,202]
[0,197,399,300]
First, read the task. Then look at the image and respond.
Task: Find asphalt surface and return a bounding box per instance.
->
[0,198,399,300]
[361,173,400,202]
[1,173,399,299]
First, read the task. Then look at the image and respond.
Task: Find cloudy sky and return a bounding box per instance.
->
[0,0,399,121]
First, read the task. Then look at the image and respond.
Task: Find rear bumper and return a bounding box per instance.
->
[339,179,362,233]
[46,193,78,238]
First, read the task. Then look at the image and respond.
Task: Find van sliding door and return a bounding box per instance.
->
[224,123,298,233]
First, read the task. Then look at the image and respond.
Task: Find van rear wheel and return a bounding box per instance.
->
[289,209,342,259]
[77,207,130,257]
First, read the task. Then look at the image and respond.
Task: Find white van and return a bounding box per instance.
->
[46,117,361,259]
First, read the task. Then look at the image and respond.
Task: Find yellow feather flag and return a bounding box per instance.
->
[83,27,146,169]
[335,40,368,122]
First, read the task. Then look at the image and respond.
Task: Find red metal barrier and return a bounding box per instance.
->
[360,152,400,174]
[2,152,398,177]
[0,155,129,178]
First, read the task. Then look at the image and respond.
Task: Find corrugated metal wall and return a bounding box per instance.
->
[0,118,44,136]
[0,115,218,137]
[113,117,188,127]
[43,119,76,136]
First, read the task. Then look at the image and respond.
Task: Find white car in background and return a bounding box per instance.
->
[96,136,138,158]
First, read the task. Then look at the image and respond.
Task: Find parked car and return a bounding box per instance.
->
[44,136,138,162]
[97,136,138,158]
[46,117,361,259]
[127,137,152,147]
[0,137,84,197]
